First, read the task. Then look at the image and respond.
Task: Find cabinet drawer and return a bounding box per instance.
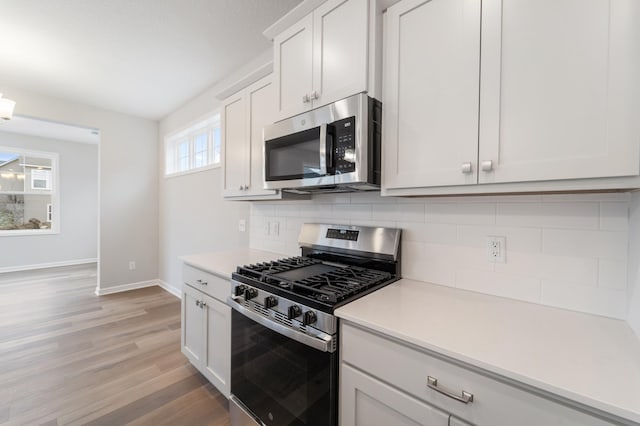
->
[182,264,230,303]
[341,323,613,426]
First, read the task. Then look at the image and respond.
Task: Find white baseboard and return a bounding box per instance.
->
[95,279,159,296]
[0,258,97,274]
[158,280,181,299]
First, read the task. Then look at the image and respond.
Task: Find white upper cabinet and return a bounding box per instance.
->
[222,75,282,200]
[382,0,640,196]
[274,14,314,120]
[478,0,640,184]
[274,0,370,121]
[383,0,481,189]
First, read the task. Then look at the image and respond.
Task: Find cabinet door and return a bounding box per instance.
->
[274,13,313,121]
[222,93,248,197]
[312,0,368,108]
[181,284,204,366]
[478,0,640,184]
[201,294,231,398]
[383,0,481,190]
[246,76,278,197]
[341,364,450,426]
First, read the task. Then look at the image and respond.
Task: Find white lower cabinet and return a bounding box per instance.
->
[341,363,450,426]
[181,266,231,398]
[340,323,614,426]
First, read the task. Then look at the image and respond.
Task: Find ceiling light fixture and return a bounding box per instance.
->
[0,93,17,120]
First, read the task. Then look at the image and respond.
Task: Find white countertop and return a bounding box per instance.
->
[179,248,283,279]
[335,278,640,424]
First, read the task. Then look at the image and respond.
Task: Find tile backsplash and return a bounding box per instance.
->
[249,192,630,319]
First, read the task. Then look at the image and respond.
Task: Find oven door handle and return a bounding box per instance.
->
[228,296,336,353]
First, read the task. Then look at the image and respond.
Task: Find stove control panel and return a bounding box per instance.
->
[230,281,337,335]
[326,228,359,241]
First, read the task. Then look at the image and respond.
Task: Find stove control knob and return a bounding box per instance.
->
[287,305,302,320]
[234,285,247,297]
[264,296,278,309]
[303,310,317,326]
[244,288,258,300]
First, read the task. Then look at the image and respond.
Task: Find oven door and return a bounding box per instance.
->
[263,123,335,189]
[230,307,338,426]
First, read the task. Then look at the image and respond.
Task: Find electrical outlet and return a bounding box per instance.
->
[486,236,506,263]
[238,219,246,232]
[264,221,271,236]
[129,261,136,270]
[270,221,280,237]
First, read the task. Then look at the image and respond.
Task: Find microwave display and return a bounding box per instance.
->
[333,116,356,174]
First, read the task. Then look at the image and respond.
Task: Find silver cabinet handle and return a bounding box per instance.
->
[243,185,249,190]
[427,376,474,404]
[201,302,206,308]
[302,94,310,103]
[481,160,493,172]
[195,300,200,307]
[310,90,319,100]
[201,281,208,286]
[239,185,243,190]
[461,162,473,174]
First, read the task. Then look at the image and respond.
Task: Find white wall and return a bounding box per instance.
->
[0,86,158,290]
[627,192,640,337]
[0,131,98,270]
[156,52,273,292]
[250,191,631,320]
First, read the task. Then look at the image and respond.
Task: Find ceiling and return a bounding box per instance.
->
[0,0,301,121]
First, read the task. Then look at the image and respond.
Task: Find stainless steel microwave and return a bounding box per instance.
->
[263,93,381,193]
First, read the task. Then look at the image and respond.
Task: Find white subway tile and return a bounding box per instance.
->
[598,259,628,290]
[541,281,627,319]
[496,203,544,227]
[401,242,457,286]
[332,204,372,221]
[542,193,631,202]
[456,225,541,253]
[455,246,494,272]
[600,202,629,231]
[542,229,627,260]
[299,203,332,219]
[540,202,599,230]
[539,255,598,287]
[275,204,300,217]
[372,203,425,222]
[426,203,495,225]
[350,192,396,204]
[312,193,351,204]
[455,268,542,304]
[494,252,545,278]
[398,222,457,245]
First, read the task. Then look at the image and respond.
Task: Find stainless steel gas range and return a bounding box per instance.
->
[227,223,401,426]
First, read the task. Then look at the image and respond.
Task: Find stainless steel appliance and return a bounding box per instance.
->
[263,93,382,193]
[228,223,401,426]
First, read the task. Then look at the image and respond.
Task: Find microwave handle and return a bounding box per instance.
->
[326,132,334,170]
[319,123,327,176]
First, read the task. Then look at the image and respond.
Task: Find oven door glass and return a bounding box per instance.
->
[231,309,338,426]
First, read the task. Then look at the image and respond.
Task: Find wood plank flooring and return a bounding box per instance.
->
[0,265,231,425]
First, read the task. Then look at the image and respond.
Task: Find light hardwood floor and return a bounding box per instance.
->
[0,265,231,426]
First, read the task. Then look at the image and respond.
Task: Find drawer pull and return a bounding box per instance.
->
[427,376,474,404]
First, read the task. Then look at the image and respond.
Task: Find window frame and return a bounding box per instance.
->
[0,146,60,237]
[164,111,221,177]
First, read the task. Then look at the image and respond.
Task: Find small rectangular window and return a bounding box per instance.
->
[165,112,221,176]
[0,147,58,235]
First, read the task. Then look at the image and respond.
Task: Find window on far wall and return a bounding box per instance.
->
[0,147,59,235]
[165,112,221,176]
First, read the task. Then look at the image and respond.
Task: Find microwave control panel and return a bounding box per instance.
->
[333,116,356,174]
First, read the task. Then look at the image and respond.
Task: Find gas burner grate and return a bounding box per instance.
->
[293,267,392,303]
[235,256,394,305]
